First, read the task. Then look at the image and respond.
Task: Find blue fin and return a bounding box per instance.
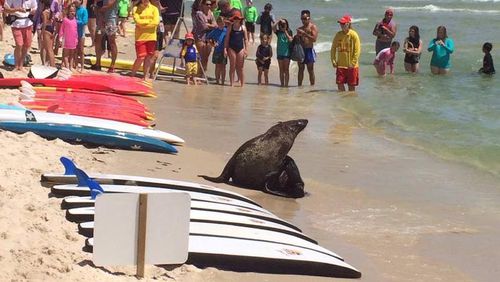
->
[74,168,92,187]
[89,179,104,200]
[60,157,77,175]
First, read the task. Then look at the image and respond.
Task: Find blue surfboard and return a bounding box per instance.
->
[0,121,177,154]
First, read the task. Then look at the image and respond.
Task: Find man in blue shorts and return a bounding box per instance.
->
[296,10,318,86]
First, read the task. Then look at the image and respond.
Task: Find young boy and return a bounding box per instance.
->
[243,0,257,44]
[256,3,275,42]
[373,41,400,76]
[479,42,495,75]
[181,32,198,85]
[206,16,227,85]
[255,34,272,85]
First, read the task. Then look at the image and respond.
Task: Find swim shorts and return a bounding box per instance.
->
[162,14,179,25]
[135,40,156,58]
[245,22,255,33]
[277,55,290,60]
[302,48,316,64]
[256,58,270,70]
[336,67,359,86]
[12,26,33,47]
[212,52,227,65]
[186,62,198,75]
[100,20,118,36]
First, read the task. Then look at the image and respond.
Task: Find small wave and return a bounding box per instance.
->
[314,40,375,54]
[351,17,369,23]
[314,41,332,54]
[392,4,500,14]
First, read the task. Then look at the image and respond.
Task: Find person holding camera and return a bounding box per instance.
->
[428,25,454,75]
[372,8,396,56]
[273,18,293,87]
[3,0,37,70]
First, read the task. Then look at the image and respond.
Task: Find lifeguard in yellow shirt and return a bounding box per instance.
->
[131,0,159,81]
[330,14,361,92]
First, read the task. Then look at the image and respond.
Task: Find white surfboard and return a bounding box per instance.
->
[85,236,361,278]
[0,109,184,144]
[67,207,314,243]
[29,65,59,79]
[61,196,298,231]
[44,172,260,207]
[52,184,272,215]
[79,221,342,260]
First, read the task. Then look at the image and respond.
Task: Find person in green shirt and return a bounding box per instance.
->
[117,0,131,37]
[230,0,242,11]
[243,0,257,44]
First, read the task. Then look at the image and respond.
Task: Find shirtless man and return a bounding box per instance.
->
[296,10,318,86]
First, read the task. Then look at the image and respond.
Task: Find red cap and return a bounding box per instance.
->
[185,33,194,40]
[337,14,352,24]
[230,10,244,21]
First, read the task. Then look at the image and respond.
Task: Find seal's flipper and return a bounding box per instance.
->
[264,156,305,198]
[198,156,234,183]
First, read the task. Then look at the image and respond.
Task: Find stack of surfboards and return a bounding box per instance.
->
[0,66,184,153]
[0,108,183,154]
[41,158,362,278]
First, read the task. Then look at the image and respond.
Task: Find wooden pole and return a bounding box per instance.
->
[136,194,148,278]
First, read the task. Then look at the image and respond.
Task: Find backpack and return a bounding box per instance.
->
[290,36,305,62]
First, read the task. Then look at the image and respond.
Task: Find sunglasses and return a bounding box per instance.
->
[301,17,309,20]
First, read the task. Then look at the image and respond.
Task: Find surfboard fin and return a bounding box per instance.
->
[59,157,77,176]
[88,180,104,200]
[74,168,92,187]
[74,168,105,199]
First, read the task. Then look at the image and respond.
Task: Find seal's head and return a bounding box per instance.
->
[279,119,308,136]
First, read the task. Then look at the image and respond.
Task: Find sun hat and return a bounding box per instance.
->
[185,33,194,40]
[230,10,244,21]
[337,14,352,24]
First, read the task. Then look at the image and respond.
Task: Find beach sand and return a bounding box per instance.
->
[1,21,500,282]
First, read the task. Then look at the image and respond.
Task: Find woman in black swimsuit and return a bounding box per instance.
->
[403,25,422,73]
[41,0,55,66]
[224,11,248,87]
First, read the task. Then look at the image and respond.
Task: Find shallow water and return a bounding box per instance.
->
[190,0,500,176]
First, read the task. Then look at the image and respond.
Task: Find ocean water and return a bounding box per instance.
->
[234,0,500,176]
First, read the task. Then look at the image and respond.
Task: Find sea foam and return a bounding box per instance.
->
[392,4,500,14]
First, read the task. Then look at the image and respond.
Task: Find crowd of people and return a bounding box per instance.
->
[0,0,184,77]
[185,2,495,89]
[0,0,496,88]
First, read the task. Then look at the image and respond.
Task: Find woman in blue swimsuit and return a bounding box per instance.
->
[428,26,454,75]
[224,11,248,87]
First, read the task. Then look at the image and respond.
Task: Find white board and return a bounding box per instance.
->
[93,192,190,266]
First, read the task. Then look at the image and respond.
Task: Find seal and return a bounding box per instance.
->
[198,119,308,198]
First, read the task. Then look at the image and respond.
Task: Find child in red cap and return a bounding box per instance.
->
[181,32,199,85]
